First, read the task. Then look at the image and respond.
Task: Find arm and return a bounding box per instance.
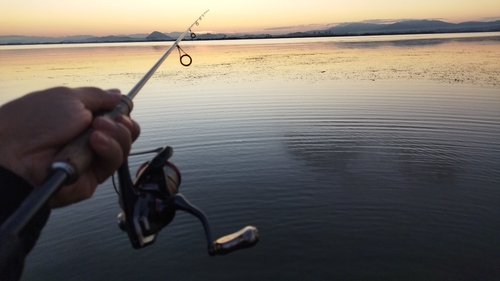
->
[0,86,140,280]
[0,166,49,281]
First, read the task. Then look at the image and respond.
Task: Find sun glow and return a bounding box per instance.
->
[1,0,499,37]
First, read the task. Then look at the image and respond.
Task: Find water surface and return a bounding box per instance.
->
[1,33,499,281]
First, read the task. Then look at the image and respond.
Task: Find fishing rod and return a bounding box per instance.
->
[127,10,208,99]
[0,10,258,258]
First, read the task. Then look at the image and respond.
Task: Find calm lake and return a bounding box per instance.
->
[1,33,500,280]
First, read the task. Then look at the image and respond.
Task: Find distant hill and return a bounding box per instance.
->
[1,19,499,45]
[82,35,137,43]
[304,20,500,36]
[197,33,227,39]
[146,31,172,41]
[0,35,94,44]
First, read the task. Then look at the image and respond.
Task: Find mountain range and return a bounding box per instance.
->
[305,19,500,36]
[1,19,499,45]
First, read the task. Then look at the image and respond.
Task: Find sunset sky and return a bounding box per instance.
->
[2,0,500,37]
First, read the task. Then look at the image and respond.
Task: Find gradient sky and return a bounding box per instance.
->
[2,0,500,36]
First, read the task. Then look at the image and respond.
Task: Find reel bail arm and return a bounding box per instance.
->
[116,146,259,255]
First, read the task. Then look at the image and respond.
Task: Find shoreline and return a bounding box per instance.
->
[1,30,500,47]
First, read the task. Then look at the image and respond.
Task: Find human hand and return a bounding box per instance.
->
[0,87,140,207]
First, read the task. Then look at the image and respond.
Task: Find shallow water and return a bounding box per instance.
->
[1,33,500,280]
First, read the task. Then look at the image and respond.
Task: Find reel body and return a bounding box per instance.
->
[116,146,258,255]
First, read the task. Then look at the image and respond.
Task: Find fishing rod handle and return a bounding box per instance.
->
[52,95,133,184]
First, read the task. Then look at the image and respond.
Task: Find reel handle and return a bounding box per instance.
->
[117,146,259,255]
[172,194,259,256]
[52,95,133,183]
[213,226,259,255]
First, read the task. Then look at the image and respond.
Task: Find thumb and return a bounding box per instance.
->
[73,87,122,112]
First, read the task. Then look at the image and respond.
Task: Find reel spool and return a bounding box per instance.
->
[116,146,259,255]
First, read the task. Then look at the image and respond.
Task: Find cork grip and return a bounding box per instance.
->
[53,95,134,183]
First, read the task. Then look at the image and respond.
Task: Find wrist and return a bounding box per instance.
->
[0,147,45,188]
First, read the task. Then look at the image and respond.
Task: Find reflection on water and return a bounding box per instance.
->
[335,34,500,49]
[1,34,500,280]
[1,32,500,102]
[285,128,466,187]
[281,77,499,192]
[395,141,465,184]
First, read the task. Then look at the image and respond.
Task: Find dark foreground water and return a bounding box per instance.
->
[0,34,499,280]
[25,81,500,281]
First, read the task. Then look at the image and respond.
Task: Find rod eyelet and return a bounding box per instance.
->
[180,54,192,67]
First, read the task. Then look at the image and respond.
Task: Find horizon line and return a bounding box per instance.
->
[2,17,500,38]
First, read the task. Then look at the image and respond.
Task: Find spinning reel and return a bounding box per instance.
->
[115,146,259,256]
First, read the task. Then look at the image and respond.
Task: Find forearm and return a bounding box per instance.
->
[0,165,51,281]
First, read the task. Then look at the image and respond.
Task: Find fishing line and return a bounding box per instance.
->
[177,45,192,66]
[0,9,259,260]
[0,10,210,238]
[111,147,165,193]
[112,174,119,194]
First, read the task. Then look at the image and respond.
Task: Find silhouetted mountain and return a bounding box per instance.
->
[165,32,183,38]
[456,20,500,30]
[0,35,94,44]
[325,23,381,34]
[283,32,311,37]
[146,31,172,41]
[382,20,454,31]
[1,19,499,45]
[125,33,149,39]
[197,33,227,39]
[307,20,500,36]
[82,35,137,42]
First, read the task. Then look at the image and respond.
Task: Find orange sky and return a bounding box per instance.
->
[1,0,500,36]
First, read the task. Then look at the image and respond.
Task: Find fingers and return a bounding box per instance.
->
[90,114,140,182]
[91,117,130,169]
[48,86,139,207]
[16,86,138,208]
[49,179,98,208]
[73,87,122,112]
[49,115,140,208]
[115,115,141,142]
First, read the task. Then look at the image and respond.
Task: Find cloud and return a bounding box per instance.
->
[264,18,447,33]
[356,18,445,24]
[265,26,299,31]
[264,23,337,33]
[254,17,494,35]
[359,19,413,24]
[481,16,500,21]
